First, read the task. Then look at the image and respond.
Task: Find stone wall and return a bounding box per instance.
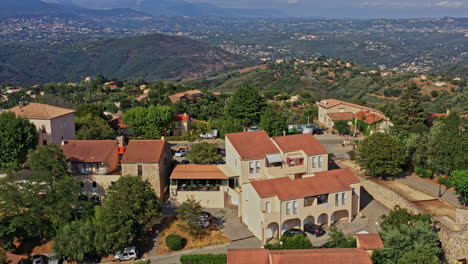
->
[122,163,164,198]
[439,224,468,261]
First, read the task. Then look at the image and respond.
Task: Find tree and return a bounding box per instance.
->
[333,120,350,135]
[75,114,115,140]
[0,248,9,264]
[325,226,356,248]
[75,104,107,120]
[224,84,266,126]
[450,170,468,205]
[260,107,288,137]
[176,196,204,238]
[427,113,467,175]
[0,112,38,171]
[392,83,427,133]
[355,133,406,178]
[53,220,96,260]
[186,142,222,164]
[123,105,174,138]
[210,117,243,138]
[94,176,161,253]
[380,206,432,232]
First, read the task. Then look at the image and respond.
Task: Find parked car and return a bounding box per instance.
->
[31,255,46,264]
[312,128,324,135]
[198,216,210,228]
[47,253,63,264]
[175,149,189,157]
[181,160,190,164]
[247,126,260,131]
[303,224,326,237]
[282,228,306,237]
[201,211,213,222]
[218,148,226,156]
[114,247,138,262]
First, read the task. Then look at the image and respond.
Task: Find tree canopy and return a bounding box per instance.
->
[224,84,266,126]
[176,196,204,238]
[186,142,222,164]
[0,112,38,171]
[260,106,288,137]
[325,226,356,248]
[53,220,96,260]
[75,114,115,140]
[123,105,174,139]
[450,170,468,205]
[392,83,427,134]
[355,133,406,178]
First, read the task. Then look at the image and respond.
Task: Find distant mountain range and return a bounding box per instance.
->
[0,33,249,84]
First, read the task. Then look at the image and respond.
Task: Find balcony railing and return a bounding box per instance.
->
[177,184,221,192]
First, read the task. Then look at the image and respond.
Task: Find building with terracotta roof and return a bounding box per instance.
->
[121,140,171,198]
[223,130,361,242]
[168,90,203,103]
[6,102,75,146]
[172,113,191,137]
[227,248,373,264]
[355,234,384,255]
[317,99,390,130]
[169,164,229,208]
[61,140,120,202]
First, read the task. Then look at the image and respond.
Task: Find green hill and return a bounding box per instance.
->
[0,34,248,85]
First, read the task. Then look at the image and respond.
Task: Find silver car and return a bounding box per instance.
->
[114,246,138,261]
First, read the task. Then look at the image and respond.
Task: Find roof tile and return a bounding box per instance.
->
[226,130,280,160]
[121,140,167,163]
[61,140,119,163]
[273,133,327,155]
[170,164,228,180]
[7,103,75,119]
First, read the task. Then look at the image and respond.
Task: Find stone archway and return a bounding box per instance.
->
[281,218,301,233]
[317,213,328,226]
[266,222,279,240]
[331,210,349,223]
[304,216,315,225]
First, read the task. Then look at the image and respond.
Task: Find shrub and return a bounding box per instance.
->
[180,254,227,264]
[166,234,185,251]
[414,167,434,179]
[280,235,313,249]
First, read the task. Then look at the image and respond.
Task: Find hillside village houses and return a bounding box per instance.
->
[317,99,392,133]
[5,102,76,146]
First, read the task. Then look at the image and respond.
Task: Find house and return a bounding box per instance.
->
[6,103,76,146]
[225,131,361,242]
[121,140,171,199]
[227,248,373,264]
[317,99,388,129]
[61,140,120,203]
[172,113,191,137]
[168,90,203,103]
[355,234,384,255]
[170,164,229,208]
[354,111,393,133]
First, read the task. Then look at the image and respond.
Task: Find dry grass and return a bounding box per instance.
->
[156,219,229,255]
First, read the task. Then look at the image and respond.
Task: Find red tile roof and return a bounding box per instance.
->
[355,111,385,124]
[173,114,190,122]
[273,133,327,155]
[7,103,75,119]
[355,234,384,250]
[250,168,358,200]
[170,164,228,180]
[61,140,119,163]
[7,253,24,264]
[168,90,203,103]
[318,99,382,114]
[328,112,354,121]
[121,140,166,163]
[228,248,372,264]
[226,130,280,160]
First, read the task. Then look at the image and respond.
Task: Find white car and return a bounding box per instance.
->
[175,149,189,157]
[114,246,138,261]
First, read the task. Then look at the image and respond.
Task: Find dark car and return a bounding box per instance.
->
[201,211,213,222]
[181,160,190,164]
[218,148,226,156]
[303,224,326,237]
[77,254,101,264]
[312,128,324,135]
[283,228,306,237]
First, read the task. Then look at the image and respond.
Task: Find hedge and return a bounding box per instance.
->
[180,254,227,264]
[166,234,185,251]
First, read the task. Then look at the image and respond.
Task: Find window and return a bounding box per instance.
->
[265,202,271,213]
[92,181,97,188]
[42,140,47,145]
[317,194,328,204]
[342,193,346,206]
[178,121,182,128]
[255,161,260,173]
[293,201,298,214]
[80,182,84,188]
[137,165,143,176]
[335,193,340,206]
[312,157,316,168]
[318,156,323,167]
[339,107,345,112]
[286,202,291,215]
[249,162,254,174]
[41,125,46,133]
[304,196,314,207]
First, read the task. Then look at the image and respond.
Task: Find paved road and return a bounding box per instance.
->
[395,175,460,206]
[358,187,390,234]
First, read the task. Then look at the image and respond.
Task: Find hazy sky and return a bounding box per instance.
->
[188,0,468,18]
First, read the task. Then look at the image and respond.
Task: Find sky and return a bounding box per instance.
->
[188,0,468,18]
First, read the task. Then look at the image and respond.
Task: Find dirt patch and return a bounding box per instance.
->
[156,220,229,255]
[413,200,457,220]
[238,64,268,74]
[377,180,435,201]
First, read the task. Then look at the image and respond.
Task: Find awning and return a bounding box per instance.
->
[287,154,304,160]
[266,154,283,163]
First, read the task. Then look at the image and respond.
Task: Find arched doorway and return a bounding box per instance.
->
[281,218,301,233]
[317,213,328,226]
[90,195,101,205]
[304,216,315,225]
[331,210,349,223]
[266,222,279,240]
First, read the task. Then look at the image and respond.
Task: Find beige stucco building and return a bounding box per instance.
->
[7,103,75,146]
[121,140,171,199]
[61,140,120,203]
[225,131,362,242]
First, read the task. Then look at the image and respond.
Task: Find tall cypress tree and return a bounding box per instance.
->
[224,84,266,126]
[393,83,427,133]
